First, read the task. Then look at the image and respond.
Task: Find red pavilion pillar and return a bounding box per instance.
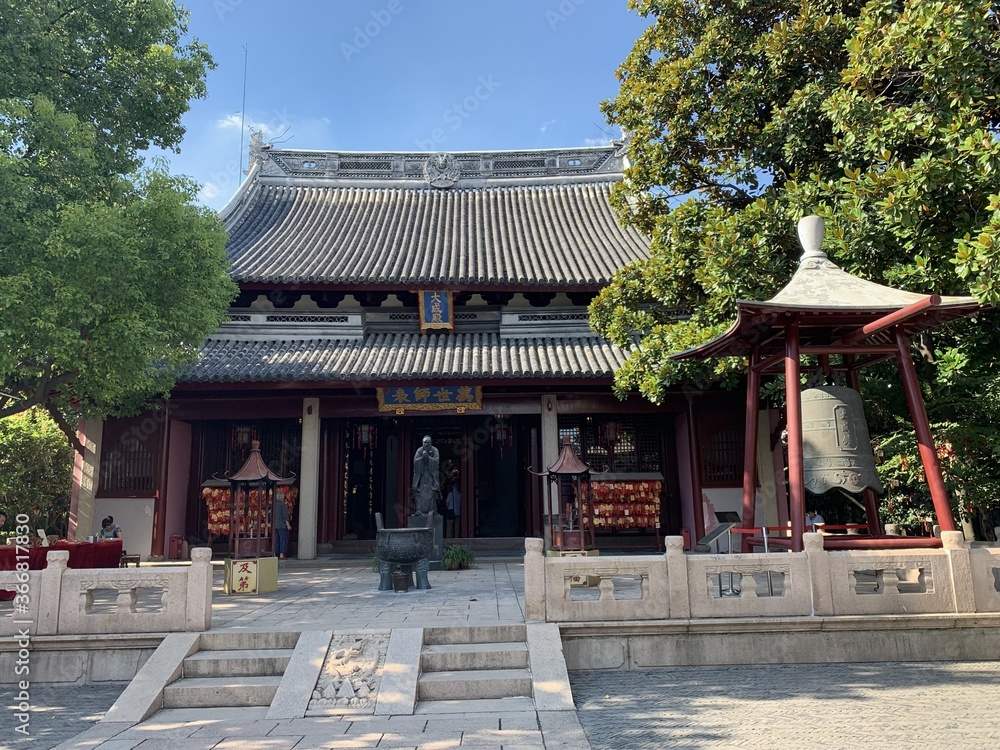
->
[740,347,761,552]
[785,322,805,552]
[893,326,958,532]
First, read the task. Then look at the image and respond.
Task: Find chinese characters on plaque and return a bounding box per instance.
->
[231,558,258,594]
[376,385,482,414]
[418,290,454,332]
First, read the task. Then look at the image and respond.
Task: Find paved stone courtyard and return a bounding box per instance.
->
[571,661,1000,750]
[1,682,127,750]
[4,560,1000,749]
[7,661,1000,749]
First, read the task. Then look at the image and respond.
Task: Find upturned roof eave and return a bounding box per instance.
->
[670,299,983,362]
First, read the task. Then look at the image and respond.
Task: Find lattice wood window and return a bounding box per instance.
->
[98,416,161,497]
[557,415,663,473]
[698,412,745,487]
[201,421,301,479]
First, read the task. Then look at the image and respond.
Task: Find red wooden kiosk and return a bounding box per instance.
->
[672,216,983,552]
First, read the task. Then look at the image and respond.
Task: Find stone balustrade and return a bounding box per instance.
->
[0,547,214,636]
[526,532,1000,623]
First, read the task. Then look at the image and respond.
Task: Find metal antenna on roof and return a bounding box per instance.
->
[239,44,248,175]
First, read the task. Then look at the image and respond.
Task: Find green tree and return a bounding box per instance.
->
[593,0,1000,522]
[0,1,237,438]
[0,408,74,536]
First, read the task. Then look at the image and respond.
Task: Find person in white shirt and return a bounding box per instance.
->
[806,510,825,531]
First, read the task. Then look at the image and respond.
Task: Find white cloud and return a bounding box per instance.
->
[540,119,556,133]
[214,112,279,138]
[584,136,613,147]
[216,113,243,130]
[199,182,221,201]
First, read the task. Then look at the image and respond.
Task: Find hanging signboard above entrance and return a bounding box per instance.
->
[418,290,454,332]
[376,385,482,414]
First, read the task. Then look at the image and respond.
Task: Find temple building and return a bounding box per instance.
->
[70,141,752,560]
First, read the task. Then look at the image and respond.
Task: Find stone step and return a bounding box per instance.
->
[413,696,537,714]
[183,648,295,678]
[417,668,532,702]
[162,676,283,708]
[422,624,526,646]
[198,631,300,652]
[421,642,529,672]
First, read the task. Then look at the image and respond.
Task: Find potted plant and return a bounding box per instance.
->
[442,544,475,570]
[391,566,411,592]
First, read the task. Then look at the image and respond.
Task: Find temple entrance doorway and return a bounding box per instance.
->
[341,419,396,540]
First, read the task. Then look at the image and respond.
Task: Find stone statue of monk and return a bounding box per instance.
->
[411,435,440,515]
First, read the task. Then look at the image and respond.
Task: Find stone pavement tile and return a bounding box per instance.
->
[459,729,544,746]
[318,735,383,748]
[291,740,391,750]
[123,740,220,750]
[366,733,462,747]
[422,715,499,733]
[48,723,132,750]
[341,716,429,732]
[212,739,301,750]
[407,738,462,750]
[266,717,350,736]
[113,724,206,740]
[82,740,142,750]
[495,714,539,731]
[189,720,280,737]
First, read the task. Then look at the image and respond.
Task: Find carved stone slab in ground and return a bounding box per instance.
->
[307,630,390,715]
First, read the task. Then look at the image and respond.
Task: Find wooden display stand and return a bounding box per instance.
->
[586,474,664,552]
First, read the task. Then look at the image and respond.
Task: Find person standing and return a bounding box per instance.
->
[445,484,461,538]
[274,491,291,559]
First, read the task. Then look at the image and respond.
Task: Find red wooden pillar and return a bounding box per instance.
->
[687,400,706,541]
[740,347,761,551]
[784,322,805,552]
[151,406,171,560]
[845,363,884,537]
[893,326,958,532]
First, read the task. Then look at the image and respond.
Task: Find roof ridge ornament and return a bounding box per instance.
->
[797,214,827,262]
[248,128,272,171]
[425,153,460,189]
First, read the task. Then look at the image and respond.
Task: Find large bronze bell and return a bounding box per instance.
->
[801,385,883,495]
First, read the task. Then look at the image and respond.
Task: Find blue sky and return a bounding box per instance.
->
[156,1,650,210]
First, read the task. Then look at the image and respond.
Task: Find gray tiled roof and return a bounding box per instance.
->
[180,333,626,384]
[222,146,649,287]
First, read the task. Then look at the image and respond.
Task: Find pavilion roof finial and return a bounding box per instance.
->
[797,215,827,262]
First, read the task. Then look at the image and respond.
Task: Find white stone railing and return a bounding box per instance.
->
[524,532,1000,623]
[0,547,213,636]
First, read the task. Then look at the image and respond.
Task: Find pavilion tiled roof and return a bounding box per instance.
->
[221,145,649,288]
[672,216,982,361]
[179,332,627,384]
